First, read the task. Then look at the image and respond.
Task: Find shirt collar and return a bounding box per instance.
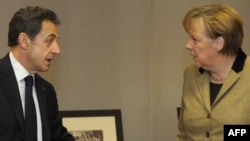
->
[9,51,30,81]
[199,48,247,74]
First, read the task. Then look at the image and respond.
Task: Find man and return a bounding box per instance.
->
[0,6,75,141]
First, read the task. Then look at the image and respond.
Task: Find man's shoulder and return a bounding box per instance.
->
[0,53,11,65]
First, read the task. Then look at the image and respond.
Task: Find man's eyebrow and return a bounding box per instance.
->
[47,34,59,39]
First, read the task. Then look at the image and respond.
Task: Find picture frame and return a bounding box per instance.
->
[60,109,124,141]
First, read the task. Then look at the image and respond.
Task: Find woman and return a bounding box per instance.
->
[176,4,250,141]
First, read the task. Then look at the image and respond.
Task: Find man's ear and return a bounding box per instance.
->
[215,36,224,51]
[18,32,30,49]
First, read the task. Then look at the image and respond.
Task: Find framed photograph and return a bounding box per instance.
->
[60,109,124,141]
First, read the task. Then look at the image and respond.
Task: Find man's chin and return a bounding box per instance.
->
[39,67,50,73]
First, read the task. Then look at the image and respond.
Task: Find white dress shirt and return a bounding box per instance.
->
[9,52,42,141]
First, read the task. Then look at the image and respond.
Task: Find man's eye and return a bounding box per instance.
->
[46,38,54,44]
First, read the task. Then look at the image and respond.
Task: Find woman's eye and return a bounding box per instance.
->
[192,38,198,43]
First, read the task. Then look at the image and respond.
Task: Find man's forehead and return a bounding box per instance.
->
[39,20,59,38]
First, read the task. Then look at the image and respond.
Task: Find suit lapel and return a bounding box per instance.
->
[196,71,211,111]
[35,75,50,140]
[213,70,240,107]
[196,69,240,109]
[35,76,47,123]
[0,54,25,131]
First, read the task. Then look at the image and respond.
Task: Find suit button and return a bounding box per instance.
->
[205,131,210,137]
[20,135,24,141]
[207,113,211,118]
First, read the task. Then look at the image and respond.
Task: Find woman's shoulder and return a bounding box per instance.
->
[184,63,199,73]
[183,63,202,77]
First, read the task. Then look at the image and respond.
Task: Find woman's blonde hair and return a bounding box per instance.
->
[183,4,243,56]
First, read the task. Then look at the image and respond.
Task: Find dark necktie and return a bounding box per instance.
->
[24,75,37,141]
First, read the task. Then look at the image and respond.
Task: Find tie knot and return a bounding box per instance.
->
[25,75,33,86]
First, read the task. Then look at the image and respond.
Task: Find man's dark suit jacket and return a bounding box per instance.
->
[0,53,74,141]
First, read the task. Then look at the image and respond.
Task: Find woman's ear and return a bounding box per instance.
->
[215,36,224,51]
[18,32,29,49]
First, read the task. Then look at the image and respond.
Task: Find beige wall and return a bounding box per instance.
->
[0,0,249,141]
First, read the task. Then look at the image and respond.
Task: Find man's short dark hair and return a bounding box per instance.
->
[8,6,61,47]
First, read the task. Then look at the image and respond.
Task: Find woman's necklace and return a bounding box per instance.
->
[210,75,225,82]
